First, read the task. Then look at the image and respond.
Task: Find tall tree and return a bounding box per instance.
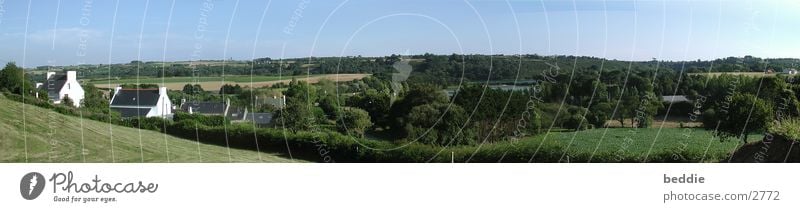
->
[336,108,372,138]
[715,93,773,143]
[0,62,34,95]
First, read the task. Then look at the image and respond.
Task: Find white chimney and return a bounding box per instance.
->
[159,87,167,96]
[66,71,77,81]
[46,72,56,80]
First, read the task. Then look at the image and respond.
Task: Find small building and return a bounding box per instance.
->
[783,68,798,75]
[109,87,173,119]
[228,107,274,127]
[36,71,84,107]
[244,113,274,127]
[180,100,230,116]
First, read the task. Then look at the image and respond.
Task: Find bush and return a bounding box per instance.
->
[768,119,800,141]
[173,112,229,126]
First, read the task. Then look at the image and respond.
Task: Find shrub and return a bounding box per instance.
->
[173,112,229,126]
[768,119,800,142]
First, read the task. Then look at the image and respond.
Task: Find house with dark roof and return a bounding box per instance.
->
[35,71,84,107]
[109,87,173,118]
[180,100,229,116]
[179,98,274,127]
[227,107,274,127]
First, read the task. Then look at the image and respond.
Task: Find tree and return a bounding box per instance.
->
[714,93,773,143]
[182,84,204,95]
[348,89,391,127]
[318,94,339,120]
[633,92,661,128]
[0,62,34,95]
[81,83,109,111]
[275,80,316,132]
[587,102,613,128]
[336,108,372,138]
[388,83,448,132]
[219,84,243,95]
[403,103,474,145]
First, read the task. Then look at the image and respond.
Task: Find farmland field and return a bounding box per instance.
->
[90,74,370,90]
[518,128,760,162]
[0,95,300,163]
[687,72,776,77]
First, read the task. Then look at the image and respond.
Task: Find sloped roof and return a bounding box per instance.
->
[46,75,67,100]
[226,107,245,120]
[245,113,273,125]
[110,89,161,106]
[180,102,226,114]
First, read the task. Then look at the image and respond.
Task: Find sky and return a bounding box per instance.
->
[0,0,798,67]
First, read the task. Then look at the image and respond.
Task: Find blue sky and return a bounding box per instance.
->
[0,0,798,67]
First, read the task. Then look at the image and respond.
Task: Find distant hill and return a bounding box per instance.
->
[0,95,298,162]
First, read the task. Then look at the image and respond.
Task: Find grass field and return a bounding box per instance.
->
[518,128,760,162]
[90,74,370,90]
[0,96,300,163]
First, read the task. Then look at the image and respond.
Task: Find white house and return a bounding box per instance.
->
[783,68,798,75]
[36,71,84,107]
[109,87,173,119]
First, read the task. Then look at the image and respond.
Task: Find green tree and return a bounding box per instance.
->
[349,89,391,127]
[336,108,372,138]
[715,93,773,143]
[389,83,448,131]
[182,84,204,95]
[404,103,475,146]
[0,62,34,95]
[81,83,110,111]
[587,102,613,128]
[275,80,316,132]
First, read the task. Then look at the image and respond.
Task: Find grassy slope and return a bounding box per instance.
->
[0,96,299,163]
[520,128,761,162]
